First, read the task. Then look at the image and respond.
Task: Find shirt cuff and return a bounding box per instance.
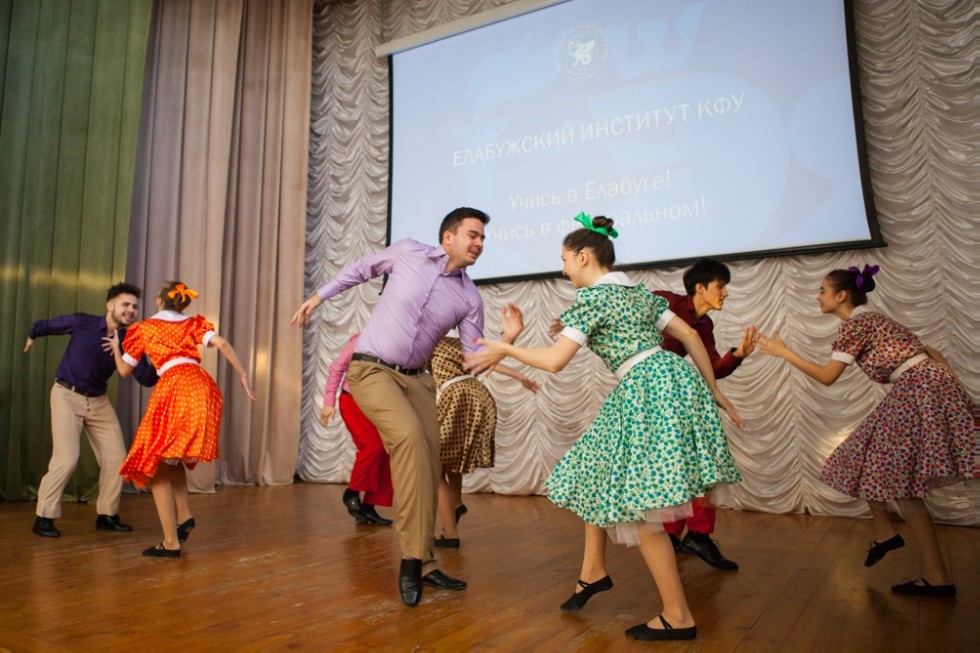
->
[560,326,587,346]
[655,309,676,332]
[122,353,139,368]
[831,351,854,365]
[203,331,216,347]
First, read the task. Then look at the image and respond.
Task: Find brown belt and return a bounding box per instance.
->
[55,378,100,397]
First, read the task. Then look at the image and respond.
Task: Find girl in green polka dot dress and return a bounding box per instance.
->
[465,214,745,642]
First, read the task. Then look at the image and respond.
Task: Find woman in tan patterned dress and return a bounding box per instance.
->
[430,336,538,547]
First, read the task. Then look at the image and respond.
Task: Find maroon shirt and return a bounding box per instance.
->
[653,290,742,380]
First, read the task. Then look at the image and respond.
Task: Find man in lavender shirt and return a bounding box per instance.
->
[292,207,523,607]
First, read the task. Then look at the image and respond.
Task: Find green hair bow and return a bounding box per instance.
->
[573,211,618,239]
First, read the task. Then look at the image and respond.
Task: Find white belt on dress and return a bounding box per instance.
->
[887,352,929,384]
[158,357,200,375]
[615,346,662,380]
[436,374,475,403]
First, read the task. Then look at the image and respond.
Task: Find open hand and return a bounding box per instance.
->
[756,330,789,358]
[240,376,257,401]
[290,295,323,327]
[319,405,336,426]
[500,303,524,342]
[102,329,121,354]
[464,338,508,375]
[734,326,758,359]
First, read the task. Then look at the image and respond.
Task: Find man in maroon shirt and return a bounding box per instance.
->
[656,258,756,570]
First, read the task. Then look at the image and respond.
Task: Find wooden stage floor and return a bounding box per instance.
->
[0,483,976,652]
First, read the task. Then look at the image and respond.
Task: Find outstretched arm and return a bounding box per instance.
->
[209,335,257,401]
[466,335,580,374]
[664,317,745,427]
[492,363,540,393]
[757,330,847,386]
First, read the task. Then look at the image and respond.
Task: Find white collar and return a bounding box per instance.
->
[151,310,191,322]
[592,271,637,287]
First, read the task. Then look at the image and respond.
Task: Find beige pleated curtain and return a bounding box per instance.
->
[120,0,311,491]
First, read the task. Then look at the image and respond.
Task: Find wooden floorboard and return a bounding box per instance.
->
[0,483,976,652]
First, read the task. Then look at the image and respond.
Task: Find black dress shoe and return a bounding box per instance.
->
[626,615,697,641]
[422,569,466,591]
[343,489,368,524]
[864,534,904,567]
[454,503,468,524]
[434,536,460,548]
[891,578,956,598]
[669,533,684,551]
[560,575,613,612]
[682,532,738,571]
[399,558,423,607]
[177,518,196,543]
[33,517,61,538]
[361,505,393,526]
[142,543,181,558]
[95,514,133,532]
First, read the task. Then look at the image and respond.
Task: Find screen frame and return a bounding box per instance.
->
[385,0,884,285]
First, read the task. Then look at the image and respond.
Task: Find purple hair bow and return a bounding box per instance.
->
[848,264,879,289]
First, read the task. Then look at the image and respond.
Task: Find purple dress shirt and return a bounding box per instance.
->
[316,239,485,369]
[29,313,158,396]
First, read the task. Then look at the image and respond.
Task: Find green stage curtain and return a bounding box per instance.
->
[0,0,153,501]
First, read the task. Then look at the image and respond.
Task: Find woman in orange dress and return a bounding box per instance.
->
[107,281,255,558]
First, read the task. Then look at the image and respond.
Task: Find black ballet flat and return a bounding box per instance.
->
[177,518,196,543]
[434,536,460,548]
[891,578,956,598]
[625,615,697,641]
[864,534,904,567]
[559,575,612,612]
[142,542,181,558]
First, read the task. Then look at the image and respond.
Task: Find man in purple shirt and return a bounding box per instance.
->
[25,282,158,538]
[293,207,523,607]
[656,258,756,571]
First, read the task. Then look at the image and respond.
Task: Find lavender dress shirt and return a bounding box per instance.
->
[316,239,485,369]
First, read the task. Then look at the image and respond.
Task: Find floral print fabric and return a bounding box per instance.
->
[822,312,975,500]
[545,283,741,527]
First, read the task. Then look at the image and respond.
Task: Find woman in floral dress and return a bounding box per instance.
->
[107,281,255,558]
[464,214,744,642]
[757,265,973,597]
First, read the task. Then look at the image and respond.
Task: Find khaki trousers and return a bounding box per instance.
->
[36,383,126,518]
[348,360,440,563]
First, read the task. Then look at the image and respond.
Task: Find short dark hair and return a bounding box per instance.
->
[107,282,142,301]
[682,258,731,296]
[438,207,490,243]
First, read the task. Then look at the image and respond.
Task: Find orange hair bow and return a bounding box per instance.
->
[167,283,199,302]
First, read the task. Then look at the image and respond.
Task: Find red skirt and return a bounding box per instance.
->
[120,363,223,488]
